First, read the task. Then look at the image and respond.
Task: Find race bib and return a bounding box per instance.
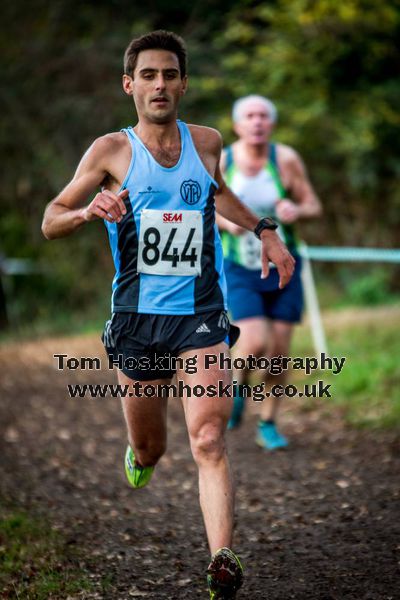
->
[238,232,263,270]
[238,225,285,270]
[137,209,203,276]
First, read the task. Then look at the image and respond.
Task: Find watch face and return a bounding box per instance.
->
[254,217,278,239]
[261,218,278,230]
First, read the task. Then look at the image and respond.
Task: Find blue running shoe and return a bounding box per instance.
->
[207,547,244,599]
[227,395,245,430]
[124,445,154,489]
[256,420,288,450]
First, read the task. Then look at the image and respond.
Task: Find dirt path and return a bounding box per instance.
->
[0,327,399,599]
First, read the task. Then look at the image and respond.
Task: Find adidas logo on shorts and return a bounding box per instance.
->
[196,323,211,334]
[218,311,229,331]
[103,319,116,348]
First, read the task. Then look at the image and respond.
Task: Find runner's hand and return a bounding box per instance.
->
[260,230,295,288]
[83,189,129,223]
[276,199,300,224]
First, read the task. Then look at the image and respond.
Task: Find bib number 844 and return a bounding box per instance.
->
[137,209,203,276]
[142,227,197,267]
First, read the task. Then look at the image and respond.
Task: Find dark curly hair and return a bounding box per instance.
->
[124,30,187,79]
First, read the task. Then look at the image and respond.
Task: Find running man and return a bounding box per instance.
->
[218,95,322,449]
[41,34,295,599]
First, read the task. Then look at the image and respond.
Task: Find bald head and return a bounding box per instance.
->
[232,95,277,124]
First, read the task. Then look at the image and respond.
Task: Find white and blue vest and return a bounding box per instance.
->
[105,121,227,315]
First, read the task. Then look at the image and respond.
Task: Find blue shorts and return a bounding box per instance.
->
[224,257,303,323]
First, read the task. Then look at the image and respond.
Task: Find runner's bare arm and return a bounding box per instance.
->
[215,150,246,235]
[189,125,246,235]
[42,136,128,240]
[213,140,295,288]
[276,145,322,224]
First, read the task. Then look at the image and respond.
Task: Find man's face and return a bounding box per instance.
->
[123,49,187,124]
[234,101,274,145]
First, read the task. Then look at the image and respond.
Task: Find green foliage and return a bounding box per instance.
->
[345,268,396,306]
[0,510,95,598]
[204,0,400,248]
[311,263,400,309]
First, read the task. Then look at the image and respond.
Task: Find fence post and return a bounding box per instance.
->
[300,242,329,356]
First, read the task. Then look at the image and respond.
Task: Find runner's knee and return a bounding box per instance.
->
[189,420,225,464]
[269,341,290,358]
[236,338,266,359]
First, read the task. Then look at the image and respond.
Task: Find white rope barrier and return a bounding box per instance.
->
[299,243,400,356]
[300,246,400,263]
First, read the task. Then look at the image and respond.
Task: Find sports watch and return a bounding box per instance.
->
[254,217,278,239]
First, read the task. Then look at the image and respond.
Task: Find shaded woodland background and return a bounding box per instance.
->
[1,0,400,329]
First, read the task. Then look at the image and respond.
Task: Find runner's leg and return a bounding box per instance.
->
[177,342,234,554]
[260,320,293,421]
[232,316,269,383]
[118,370,168,467]
[228,317,269,428]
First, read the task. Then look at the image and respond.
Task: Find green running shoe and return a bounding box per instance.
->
[207,547,244,599]
[124,445,154,489]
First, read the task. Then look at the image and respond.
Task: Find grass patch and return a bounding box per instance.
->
[0,510,96,599]
[292,307,400,428]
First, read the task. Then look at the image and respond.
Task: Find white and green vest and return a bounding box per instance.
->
[221,144,298,270]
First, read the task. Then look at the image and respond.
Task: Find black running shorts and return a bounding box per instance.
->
[102,309,240,381]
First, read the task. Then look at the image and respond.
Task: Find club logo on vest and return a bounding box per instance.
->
[180,180,201,205]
